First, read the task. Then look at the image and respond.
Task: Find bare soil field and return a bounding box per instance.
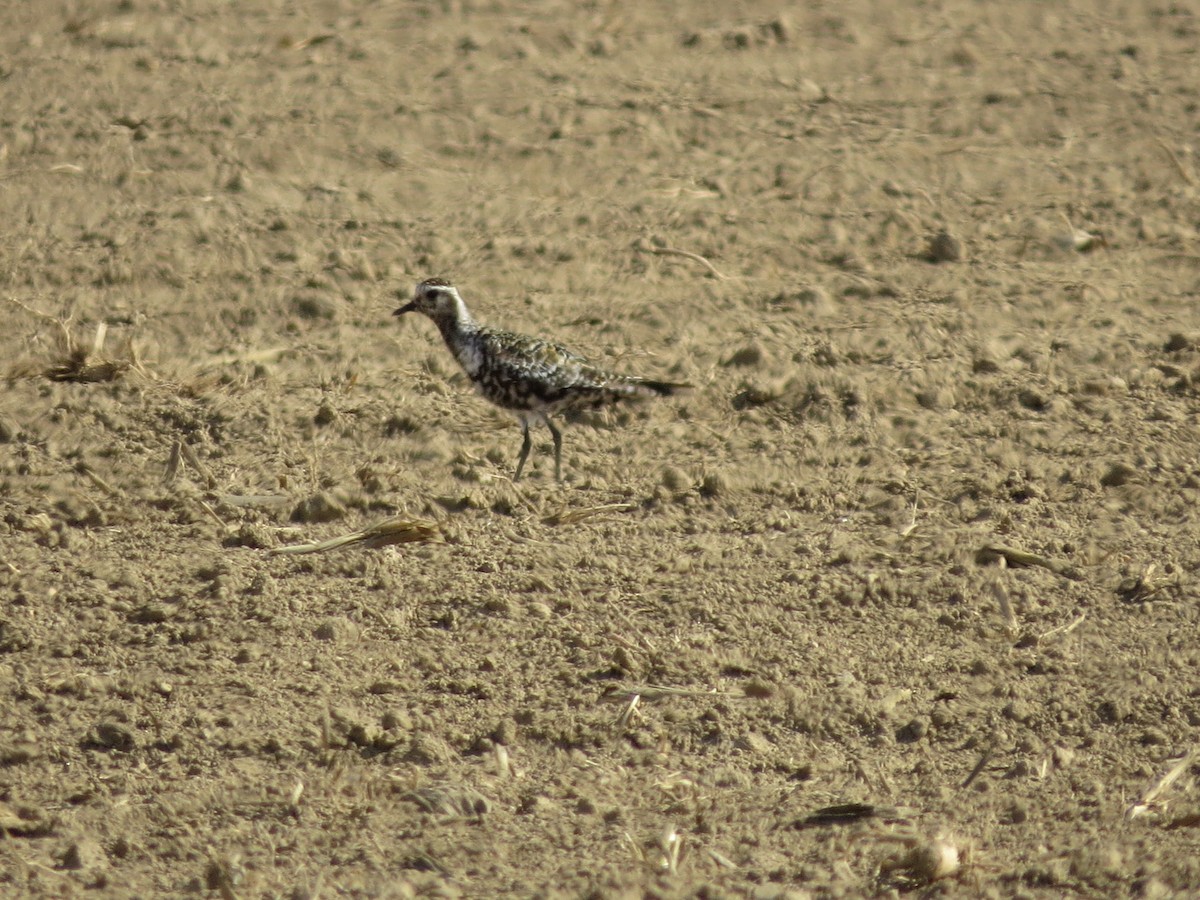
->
[3,1,1200,897]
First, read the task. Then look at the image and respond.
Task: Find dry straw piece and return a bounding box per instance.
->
[542,502,636,526]
[976,543,1082,581]
[632,236,729,280]
[8,298,141,383]
[268,517,443,555]
[1126,748,1197,820]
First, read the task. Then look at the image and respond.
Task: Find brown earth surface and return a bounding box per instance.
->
[3,1,1200,897]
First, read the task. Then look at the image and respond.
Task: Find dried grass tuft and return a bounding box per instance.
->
[8,299,144,383]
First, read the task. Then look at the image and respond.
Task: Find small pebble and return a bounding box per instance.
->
[924,229,962,263]
[313,616,360,643]
[661,466,692,492]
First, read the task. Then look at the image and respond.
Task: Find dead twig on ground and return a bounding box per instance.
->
[794,803,913,829]
[633,238,728,280]
[988,573,1020,637]
[1037,612,1086,644]
[976,544,1082,581]
[1156,139,1197,186]
[898,499,919,538]
[75,462,118,497]
[1126,749,1197,820]
[602,683,738,730]
[268,518,442,555]
[543,502,636,526]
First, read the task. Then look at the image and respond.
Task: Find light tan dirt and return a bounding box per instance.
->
[3,2,1200,897]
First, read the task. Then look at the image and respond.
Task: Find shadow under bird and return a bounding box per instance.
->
[394,278,690,482]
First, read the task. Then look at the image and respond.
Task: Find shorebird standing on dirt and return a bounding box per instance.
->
[394,278,689,482]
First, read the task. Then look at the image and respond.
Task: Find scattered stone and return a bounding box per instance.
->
[404,733,455,766]
[244,573,276,598]
[346,721,387,749]
[383,414,421,436]
[1052,745,1076,769]
[699,471,729,498]
[126,603,171,625]
[753,887,813,900]
[735,732,773,755]
[915,387,955,410]
[224,524,277,550]
[661,466,692,492]
[588,35,615,57]
[1069,845,1124,884]
[233,644,262,665]
[205,856,246,895]
[724,27,755,50]
[60,837,107,872]
[795,77,827,102]
[381,709,413,731]
[743,679,775,699]
[0,741,41,766]
[86,722,136,752]
[732,382,778,410]
[290,292,337,320]
[896,717,928,743]
[313,616,360,643]
[1164,332,1198,352]
[724,342,766,367]
[1099,462,1137,487]
[368,680,404,695]
[1136,877,1173,900]
[1140,726,1169,746]
[1097,696,1132,723]
[766,15,792,44]
[404,784,490,817]
[923,230,962,263]
[0,801,54,837]
[313,400,337,426]
[526,601,553,619]
[1003,700,1036,724]
[1017,388,1049,411]
[518,793,558,815]
[291,493,346,524]
[1003,801,1029,824]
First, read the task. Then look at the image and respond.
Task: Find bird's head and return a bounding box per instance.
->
[394,278,463,321]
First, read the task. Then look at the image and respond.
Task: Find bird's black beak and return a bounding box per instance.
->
[393,302,416,317]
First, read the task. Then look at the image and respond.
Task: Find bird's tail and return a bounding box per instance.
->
[631,378,691,397]
[567,367,691,408]
[600,376,692,403]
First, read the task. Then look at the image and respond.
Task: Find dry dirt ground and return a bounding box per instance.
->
[3,1,1200,897]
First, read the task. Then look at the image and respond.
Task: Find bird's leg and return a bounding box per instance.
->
[542,415,563,482]
[514,421,533,482]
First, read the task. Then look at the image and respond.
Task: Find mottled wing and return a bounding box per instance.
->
[472,326,689,413]
[474,328,598,409]
[488,329,590,381]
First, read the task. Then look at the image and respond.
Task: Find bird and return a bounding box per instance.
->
[393,278,689,482]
